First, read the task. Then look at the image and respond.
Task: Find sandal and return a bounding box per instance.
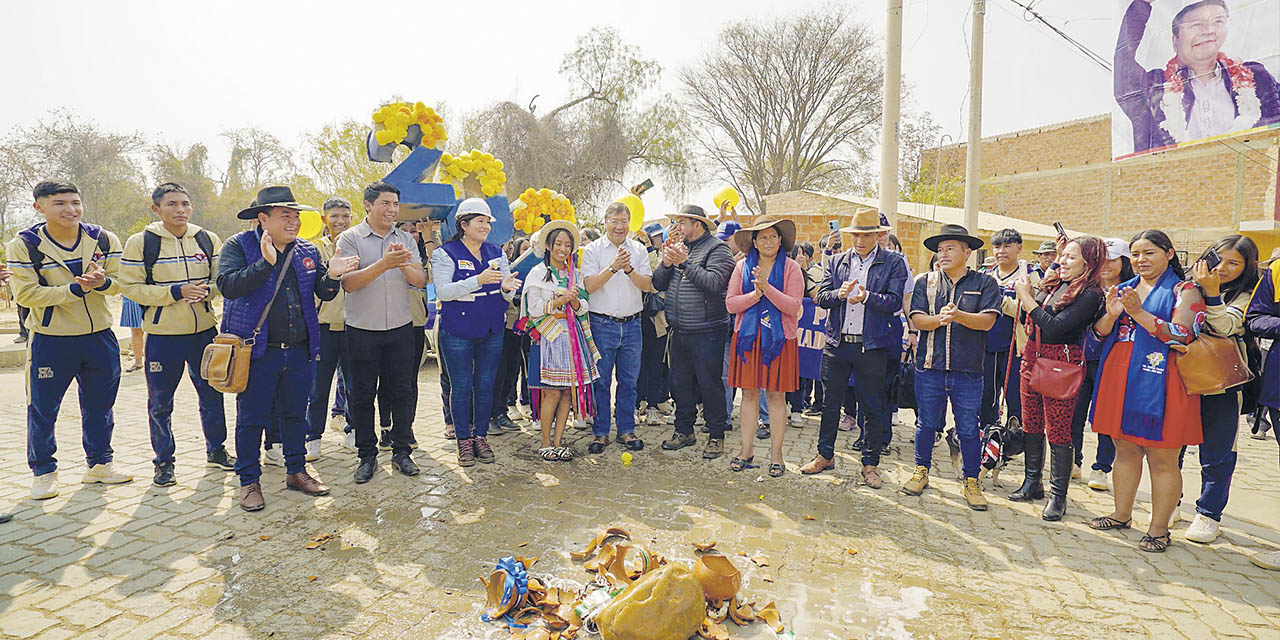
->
[445,424,456,440]
[557,447,575,461]
[1139,532,1172,553]
[729,456,754,472]
[538,447,558,461]
[768,463,785,478]
[1087,516,1132,531]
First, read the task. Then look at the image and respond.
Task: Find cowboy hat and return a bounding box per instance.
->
[840,206,891,234]
[732,215,796,254]
[1032,240,1057,254]
[924,223,984,252]
[533,219,581,259]
[236,186,316,220]
[668,204,717,231]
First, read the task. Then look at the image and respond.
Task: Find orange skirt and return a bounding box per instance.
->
[1091,342,1202,448]
[728,333,799,393]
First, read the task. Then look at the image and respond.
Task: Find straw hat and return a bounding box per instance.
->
[840,206,891,234]
[533,219,581,259]
[732,216,796,254]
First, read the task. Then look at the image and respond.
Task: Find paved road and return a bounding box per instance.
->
[1,361,1278,639]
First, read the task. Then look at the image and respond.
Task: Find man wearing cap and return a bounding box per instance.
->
[902,224,1003,510]
[336,181,427,483]
[653,204,736,458]
[1032,240,1057,278]
[216,186,358,511]
[799,207,908,488]
[581,202,652,454]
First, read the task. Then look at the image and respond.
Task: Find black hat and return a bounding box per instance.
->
[924,224,984,252]
[236,186,316,220]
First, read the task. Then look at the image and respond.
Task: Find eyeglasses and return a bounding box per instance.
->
[1180,16,1229,35]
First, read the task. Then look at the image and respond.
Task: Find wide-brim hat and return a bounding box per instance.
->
[732,216,796,254]
[840,206,891,234]
[924,224,984,252]
[1032,240,1057,254]
[237,186,316,220]
[668,204,717,231]
[533,219,581,259]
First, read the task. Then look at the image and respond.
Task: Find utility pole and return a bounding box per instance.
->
[964,0,985,240]
[879,0,903,227]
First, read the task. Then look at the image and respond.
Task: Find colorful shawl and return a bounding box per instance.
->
[1092,268,1179,441]
[525,260,600,420]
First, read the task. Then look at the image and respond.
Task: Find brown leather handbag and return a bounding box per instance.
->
[1028,324,1084,401]
[1175,333,1253,395]
[200,248,295,394]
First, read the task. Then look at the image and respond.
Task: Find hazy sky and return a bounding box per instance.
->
[0,0,1118,213]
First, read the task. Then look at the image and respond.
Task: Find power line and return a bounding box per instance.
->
[1004,0,1112,73]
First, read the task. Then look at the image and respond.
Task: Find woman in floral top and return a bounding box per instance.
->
[1087,230,1204,553]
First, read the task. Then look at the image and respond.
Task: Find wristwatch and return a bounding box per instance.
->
[623,267,634,275]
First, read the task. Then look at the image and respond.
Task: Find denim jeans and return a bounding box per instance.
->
[670,329,729,439]
[913,368,984,479]
[26,331,120,476]
[145,329,227,464]
[591,315,642,437]
[235,345,314,486]
[308,325,347,441]
[818,340,890,464]
[332,365,348,420]
[1194,390,1240,521]
[439,328,503,439]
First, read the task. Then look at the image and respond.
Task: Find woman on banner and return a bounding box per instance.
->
[725,216,804,478]
[522,220,601,461]
[1009,236,1106,522]
[1087,230,1203,553]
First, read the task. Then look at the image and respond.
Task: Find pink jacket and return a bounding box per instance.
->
[726,257,804,339]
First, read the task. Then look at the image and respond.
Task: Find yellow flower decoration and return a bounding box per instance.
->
[436,149,507,198]
[512,187,575,234]
[371,101,447,148]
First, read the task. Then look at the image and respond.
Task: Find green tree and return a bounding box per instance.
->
[301,119,406,220]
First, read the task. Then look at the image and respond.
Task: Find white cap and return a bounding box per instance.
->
[1103,238,1131,261]
[455,197,495,222]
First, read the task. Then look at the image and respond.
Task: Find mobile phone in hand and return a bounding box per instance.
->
[1053,221,1066,238]
[828,220,839,233]
[1203,248,1222,271]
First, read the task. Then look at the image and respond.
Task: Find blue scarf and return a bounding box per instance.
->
[736,249,787,365]
[1091,268,1179,441]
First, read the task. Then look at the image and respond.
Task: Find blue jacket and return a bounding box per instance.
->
[217,229,329,360]
[815,248,908,351]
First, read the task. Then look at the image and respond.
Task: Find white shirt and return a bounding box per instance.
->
[841,247,877,335]
[1186,66,1236,140]
[579,236,652,318]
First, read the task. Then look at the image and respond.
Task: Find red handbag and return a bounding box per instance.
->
[1027,323,1084,400]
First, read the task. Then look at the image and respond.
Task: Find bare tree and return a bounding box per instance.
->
[680,10,883,213]
[220,128,294,191]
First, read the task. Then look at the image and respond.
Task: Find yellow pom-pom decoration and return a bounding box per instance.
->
[370,101,447,148]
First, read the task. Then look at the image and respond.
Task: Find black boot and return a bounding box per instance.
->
[1009,433,1045,501]
[1042,444,1071,521]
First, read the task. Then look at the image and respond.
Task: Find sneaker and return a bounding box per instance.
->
[82,463,133,485]
[457,438,476,467]
[1071,464,1082,480]
[343,430,357,451]
[662,431,696,451]
[1169,505,1183,527]
[1251,549,1280,570]
[636,407,648,425]
[902,466,929,496]
[474,436,495,463]
[755,424,770,440]
[13,334,28,344]
[329,414,347,433]
[657,401,675,416]
[962,477,988,511]
[789,412,803,427]
[30,472,58,500]
[152,462,176,487]
[803,406,822,417]
[492,414,517,435]
[838,415,856,431]
[379,429,393,451]
[305,439,321,462]
[573,416,590,431]
[1185,513,1221,544]
[513,404,532,420]
[1088,469,1110,491]
[264,444,283,467]
[702,438,724,460]
[206,447,236,471]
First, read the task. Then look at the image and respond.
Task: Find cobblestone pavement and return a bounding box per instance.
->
[1,361,1278,640]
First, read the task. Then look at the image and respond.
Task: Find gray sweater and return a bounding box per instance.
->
[652,232,735,334]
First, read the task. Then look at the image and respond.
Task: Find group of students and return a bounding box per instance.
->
[9,179,1280,567]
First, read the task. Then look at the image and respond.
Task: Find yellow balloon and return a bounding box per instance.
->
[298,210,324,240]
[616,194,645,232]
[713,186,740,211]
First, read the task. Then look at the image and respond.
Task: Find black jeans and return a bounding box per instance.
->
[638,316,669,407]
[669,328,729,439]
[378,326,424,431]
[819,339,890,464]
[347,324,418,459]
[493,328,524,415]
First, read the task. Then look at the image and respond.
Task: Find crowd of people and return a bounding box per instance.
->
[7,179,1279,567]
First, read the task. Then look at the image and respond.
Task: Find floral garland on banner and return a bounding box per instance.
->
[512,188,575,235]
[1158,52,1261,144]
[437,150,506,198]
[371,102,447,147]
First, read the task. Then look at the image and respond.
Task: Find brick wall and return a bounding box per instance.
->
[921,115,1280,257]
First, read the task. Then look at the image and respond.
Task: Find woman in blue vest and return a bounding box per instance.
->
[430,198,521,467]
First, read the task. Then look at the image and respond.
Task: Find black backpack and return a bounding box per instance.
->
[24,231,112,287]
[139,229,215,315]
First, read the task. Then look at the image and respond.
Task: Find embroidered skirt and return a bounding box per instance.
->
[1091,342,1202,448]
[728,333,799,393]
